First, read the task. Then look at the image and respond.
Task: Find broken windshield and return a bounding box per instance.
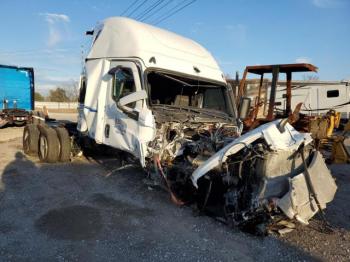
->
[146,71,231,116]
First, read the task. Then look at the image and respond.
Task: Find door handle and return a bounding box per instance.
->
[105,124,110,138]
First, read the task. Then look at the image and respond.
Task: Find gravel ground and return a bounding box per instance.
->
[0,126,349,261]
[0,127,24,142]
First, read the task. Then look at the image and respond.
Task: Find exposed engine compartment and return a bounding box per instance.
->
[143,71,337,235]
[147,114,239,199]
[146,114,337,235]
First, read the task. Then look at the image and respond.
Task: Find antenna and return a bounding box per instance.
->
[80,44,85,74]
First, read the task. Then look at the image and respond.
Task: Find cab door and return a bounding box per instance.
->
[103,61,155,164]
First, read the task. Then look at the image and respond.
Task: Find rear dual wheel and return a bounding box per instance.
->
[38,126,60,163]
[23,124,40,156]
[54,127,71,162]
[38,126,71,163]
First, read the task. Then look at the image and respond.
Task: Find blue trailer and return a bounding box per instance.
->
[0,64,34,127]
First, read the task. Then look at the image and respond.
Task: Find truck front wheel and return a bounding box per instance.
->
[38,126,60,163]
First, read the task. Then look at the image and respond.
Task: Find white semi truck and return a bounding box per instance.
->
[22,17,337,234]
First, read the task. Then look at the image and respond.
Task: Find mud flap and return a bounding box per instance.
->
[277,152,337,224]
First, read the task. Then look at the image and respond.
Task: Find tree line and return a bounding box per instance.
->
[35,81,79,102]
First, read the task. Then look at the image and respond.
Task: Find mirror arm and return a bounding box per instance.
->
[117,103,139,120]
[117,102,132,113]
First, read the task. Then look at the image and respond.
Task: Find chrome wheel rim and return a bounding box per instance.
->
[39,135,48,159]
[23,130,30,151]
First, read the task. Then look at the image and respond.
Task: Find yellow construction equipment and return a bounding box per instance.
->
[331,120,350,164]
[307,110,350,164]
[308,110,341,151]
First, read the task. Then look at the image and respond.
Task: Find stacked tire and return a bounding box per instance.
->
[23,124,71,163]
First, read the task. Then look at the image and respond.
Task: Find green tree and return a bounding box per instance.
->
[64,80,79,102]
[48,87,69,102]
[34,92,45,101]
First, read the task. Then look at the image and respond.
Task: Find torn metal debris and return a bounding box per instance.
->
[147,118,337,235]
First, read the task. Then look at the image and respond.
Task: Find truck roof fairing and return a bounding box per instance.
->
[87,17,226,84]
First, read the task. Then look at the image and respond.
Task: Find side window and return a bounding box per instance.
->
[327,90,339,98]
[78,77,86,104]
[112,67,136,108]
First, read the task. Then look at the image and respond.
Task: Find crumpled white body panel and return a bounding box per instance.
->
[191,120,313,188]
[277,151,337,224]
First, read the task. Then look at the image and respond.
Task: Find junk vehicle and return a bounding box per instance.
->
[22,17,337,234]
[230,76,350,120]
[0,64,34,127]
[235,64,349,161]
[235,63,320,131]
[274,80,350,120]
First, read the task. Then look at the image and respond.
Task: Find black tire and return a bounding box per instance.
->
[38,126,60,163]
[32,111,45,125]
[23,124,39,156]
[54,127,71,162]
[14,121,26,127]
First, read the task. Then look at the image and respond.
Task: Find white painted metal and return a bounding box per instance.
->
[78,17,227,165]
[190,120,313,188]
[275,81,350,118]
[101,61,155,166]
[87,17,226,84]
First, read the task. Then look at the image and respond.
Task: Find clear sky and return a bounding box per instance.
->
[0,0,349,93]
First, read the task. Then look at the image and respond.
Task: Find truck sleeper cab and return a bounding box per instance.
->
[77,17,238,167]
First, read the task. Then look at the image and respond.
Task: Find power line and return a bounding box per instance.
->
[128,0,150,18]
[120,0,141,16]
[150,0,189,23]
[153,0,196,25]
[140,0,173,22]
[136,0,165,20]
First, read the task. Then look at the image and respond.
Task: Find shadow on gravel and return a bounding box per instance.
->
[35,205,102,240]
[2,152,37,190]
[0,149,337,261]
[326,164,350,230]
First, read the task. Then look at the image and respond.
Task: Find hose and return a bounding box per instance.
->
[299,144,334,233]
[154,156,185,206]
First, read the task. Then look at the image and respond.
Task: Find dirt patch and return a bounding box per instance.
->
[0,127,23,142]
[35,205,102,240]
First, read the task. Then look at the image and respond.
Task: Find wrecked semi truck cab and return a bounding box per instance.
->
[24,17,337,234]
[77,17,240,170]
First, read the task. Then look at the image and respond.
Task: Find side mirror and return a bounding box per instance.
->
[238,97,251,119]
[118,90,148,108]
